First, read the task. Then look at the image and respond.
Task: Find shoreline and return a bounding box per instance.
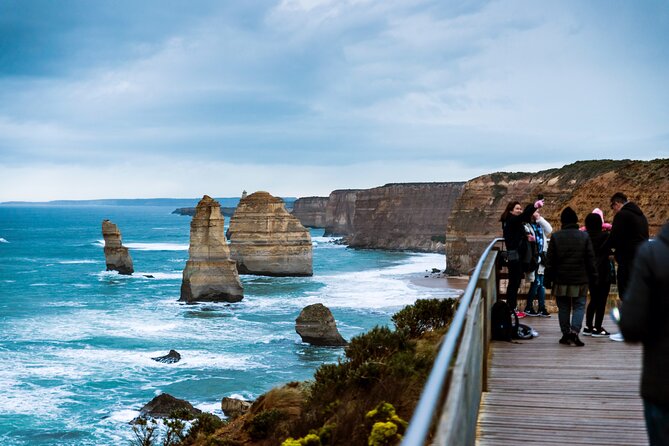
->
[409,271,469,294]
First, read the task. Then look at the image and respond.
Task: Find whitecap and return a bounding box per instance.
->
[30,283,49,287]
[58,259,101,264]
[125,242,188,251]
[0,237,8,243]
[133,272,182,280]
[106,409,140,423]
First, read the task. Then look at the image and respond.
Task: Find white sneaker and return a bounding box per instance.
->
[610,332,625,342]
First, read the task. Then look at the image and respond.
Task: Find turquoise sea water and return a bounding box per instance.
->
[0,205,459,445]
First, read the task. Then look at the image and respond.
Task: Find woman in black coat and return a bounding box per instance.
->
[584,212,613,337]
[500,199,543,312]
[545,207,597,346]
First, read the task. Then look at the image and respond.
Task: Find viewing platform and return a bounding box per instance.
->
[402,239,648,446]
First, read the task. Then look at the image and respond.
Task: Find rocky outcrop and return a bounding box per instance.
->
[324,189,360,236]
[228,191,313,277]
[347,182,465,252]
[295,303,347,346]
[151,350,181,364]
[173,207,236,217]
[221,397,252,419]
[445,159,669,273]
[101,220,134,275]
[291,196,328,228]
[135,393,202,420]
[180,195,243,303]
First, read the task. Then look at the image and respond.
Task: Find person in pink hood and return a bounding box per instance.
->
[580,208,613,232]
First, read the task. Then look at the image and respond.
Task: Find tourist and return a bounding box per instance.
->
[544,207,597,346]
[524,210,552,317]
[500,199,543,315]
[619,221,669,445]
[583,212,613,337]
[605,192,649,341]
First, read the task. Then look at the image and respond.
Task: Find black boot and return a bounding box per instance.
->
[559,334,572,345]
[570,333,585,347]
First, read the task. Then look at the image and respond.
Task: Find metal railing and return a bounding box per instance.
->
[401,238,504,446]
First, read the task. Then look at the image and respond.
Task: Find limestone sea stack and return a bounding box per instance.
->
[180,195,243,303]
[295,303,347,346]
[228,191,313,277]
[101,220,134,275]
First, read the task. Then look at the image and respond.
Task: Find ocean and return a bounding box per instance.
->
[0,204,460,445]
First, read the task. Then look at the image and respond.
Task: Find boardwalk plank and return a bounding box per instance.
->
[476,315,647,446]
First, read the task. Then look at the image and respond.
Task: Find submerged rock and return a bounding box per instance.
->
[101,220,134,275]
[228,191,313,277]
[135,393,202,420]
[295,303,347,346]
[151,350,181,364]
[180,195,244,303]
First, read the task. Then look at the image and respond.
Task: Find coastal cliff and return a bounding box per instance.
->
[291,196,328,228]
[101,220,134,275]
[228,191,313,276]
[445,159,669,273]
[347,182,466,252]
[180,195,243,303]
[324,189,360,236]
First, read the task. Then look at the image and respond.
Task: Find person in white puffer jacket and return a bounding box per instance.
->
[524,210,553,317]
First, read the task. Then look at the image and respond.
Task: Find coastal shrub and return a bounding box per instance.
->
[365,402,407,446]
[163,416,187,446]
[368,422,400,446]
[344,326,410,367]
[430,235,446,244]
[179,413,225,444]
[391,298,457,338]
[246,408,285,440]
[130,417,158,446]
[281,433,322,446]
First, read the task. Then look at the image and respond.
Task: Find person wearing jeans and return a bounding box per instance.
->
[524,211,552,317]
[545,207,597,347]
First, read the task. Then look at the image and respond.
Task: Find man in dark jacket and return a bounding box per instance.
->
[607,192,649,299]
[620,221,669,446]
[545,207,597,346]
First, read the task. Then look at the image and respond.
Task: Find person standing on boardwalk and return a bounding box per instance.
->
[583,212,613,337]
[619,221,669,445]
[544,207,597,346]
[524,210,553,317]
[500,199,544,315]
[605,192,649,341]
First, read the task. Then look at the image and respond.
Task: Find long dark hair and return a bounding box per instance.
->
[500,201,520,222]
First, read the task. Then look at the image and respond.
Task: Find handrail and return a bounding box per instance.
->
[401,237,504,446]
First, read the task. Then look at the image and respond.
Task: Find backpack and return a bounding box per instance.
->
[491,300,535,341]
[491,301,514,341]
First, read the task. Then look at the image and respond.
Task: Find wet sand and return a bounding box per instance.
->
[409,271,469,294]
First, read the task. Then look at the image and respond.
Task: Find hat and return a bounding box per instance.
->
[560,207,578,225]
[585,212,602,231]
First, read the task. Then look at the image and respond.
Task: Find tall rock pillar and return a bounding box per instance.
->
[180,195,244,303]
[102,220,134,275]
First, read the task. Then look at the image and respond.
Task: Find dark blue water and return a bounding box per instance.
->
[0,205,457,445]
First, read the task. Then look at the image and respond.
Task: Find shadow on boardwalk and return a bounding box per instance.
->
[477,315,647,446]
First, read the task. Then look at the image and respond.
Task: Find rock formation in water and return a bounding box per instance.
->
[291,196,328,228]
[101,220,134,275]
[445,159,669,273]
[324,189,360,236]
[151,350,181,364]
[228,191,313,277]
[221,397,252,419]
[180,195,244,303]
[135,393,202,421]
[295,303,347,346]
[346,182,466,252]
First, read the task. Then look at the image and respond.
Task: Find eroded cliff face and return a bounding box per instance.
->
[445,159,669,273]
[291,196,328,228]
[180,195,243,303]
[347,182,466,252]
[228,191,313,277]
[102,220,134,275]
[324,190,360,236]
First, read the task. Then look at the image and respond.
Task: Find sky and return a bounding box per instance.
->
[1,0,668,201]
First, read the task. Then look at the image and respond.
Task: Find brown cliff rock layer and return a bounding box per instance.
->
[295,303,347,346]
[228,191,313,277]
[324,189,360,236]
[347,182,466,252]
[291,196,328,228]
[445,159,669,273]
[101,220,134,275]
[180,195,243,303]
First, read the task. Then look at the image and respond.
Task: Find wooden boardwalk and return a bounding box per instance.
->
[476,315,648,446]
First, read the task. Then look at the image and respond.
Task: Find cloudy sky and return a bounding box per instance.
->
[1,0,668,201]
